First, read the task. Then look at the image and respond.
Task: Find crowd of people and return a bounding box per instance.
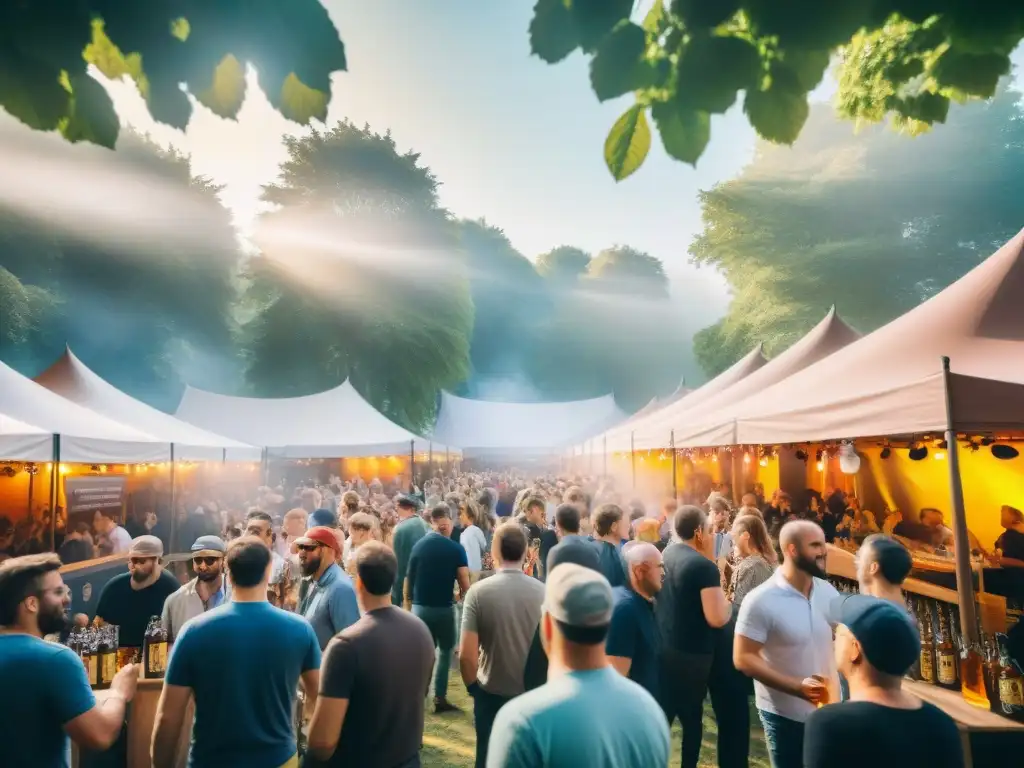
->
[0,469,977,768]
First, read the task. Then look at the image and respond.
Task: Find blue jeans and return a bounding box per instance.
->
[413,604,455,699]
[758,710,805,768]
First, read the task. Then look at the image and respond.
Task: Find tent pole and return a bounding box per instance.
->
[671,430,678,500]
[731,449,742,507]
[630,432,636,490]
[49,435,61,552]
[602,435,607,476]
[409,439,415,493]
[222,448,226,464]
[261,447,270,486]
[169,444,177,553]
[941,356,980,645]
[429,441,433,480]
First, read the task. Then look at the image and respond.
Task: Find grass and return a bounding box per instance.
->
[421,668,771,767]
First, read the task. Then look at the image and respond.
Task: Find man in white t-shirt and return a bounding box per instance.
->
[93,510,131,555]
[734,520,839,768]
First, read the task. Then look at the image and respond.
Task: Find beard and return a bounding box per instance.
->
[131,569,151,583]
[39,604,70,636]
[196,570,221,582]
[301,556,321,577]
[794,552,827,579]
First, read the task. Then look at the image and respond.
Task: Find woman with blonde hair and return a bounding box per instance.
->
[728,513,777,606]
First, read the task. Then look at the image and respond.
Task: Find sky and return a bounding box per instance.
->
[101,0,755,329]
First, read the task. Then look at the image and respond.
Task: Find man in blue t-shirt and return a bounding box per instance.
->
[406,504,471,713]
[487,563,669,768]
[152,537,321,768]
[606,542,664,700]
[0,553,139,768]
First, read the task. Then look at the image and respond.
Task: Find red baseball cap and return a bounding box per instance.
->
[293,526,340,552]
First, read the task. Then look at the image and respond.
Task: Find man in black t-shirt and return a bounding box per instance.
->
[306,542,434,768]
[996,504,1024,564]
[655,506,736,768]
[804,595,963,768]
[94,535,180,648]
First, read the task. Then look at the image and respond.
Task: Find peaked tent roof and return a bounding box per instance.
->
[35,349,261,462]
[0,359,167,463]
[175,381,452,458]
[671,228,1024,447]
[629,307,861,450]
[0,411,51,462]
[431,391,626,455]
[598,344,768,452]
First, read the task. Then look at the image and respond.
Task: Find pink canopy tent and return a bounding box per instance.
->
[629,307,861,451]
[597,344,768,453]
[666,228,1024,448]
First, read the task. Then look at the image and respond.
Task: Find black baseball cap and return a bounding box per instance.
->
[831,594,920,676]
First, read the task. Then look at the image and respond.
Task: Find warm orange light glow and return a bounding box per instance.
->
[759,457,769,467]
[59,464,69,475]
[816,461,824,472]
[934,451,946,461]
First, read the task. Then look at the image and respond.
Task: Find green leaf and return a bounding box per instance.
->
[144,67,192,130]
[604,104,651,180]
[781,49,831,93]
[642,0,667,35]
[744,73,809,145]
[569,0,635,51]
[745,0,873,49]
[670,0,741,30]
[529,0,579,63]
[589,22,650,101]
[279,73,328,123]
[195,54,247,119]
[932,49,1010,99]
[675,34,762,114]
[0,51,69,131]
[652,100,710,165]
[895,91,949,125]
[59,72,119,148]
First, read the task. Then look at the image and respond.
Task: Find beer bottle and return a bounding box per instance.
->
[997,633,1024,721]
[97,626,117,689]
[918,603,936,684]
[143,617,169,679]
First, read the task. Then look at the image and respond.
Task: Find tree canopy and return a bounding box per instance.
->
[690,80,1024,377]
[0,122,241,409]
[528,0,1024,179]
[241,121,474,431]
[1,3,346,148]
[535,245,592,284]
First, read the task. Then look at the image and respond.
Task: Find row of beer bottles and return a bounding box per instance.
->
[66,617,169,688]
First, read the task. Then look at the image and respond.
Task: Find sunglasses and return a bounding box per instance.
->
[129,557,157,566]
[295,543,322,553]
[192,556,222,567]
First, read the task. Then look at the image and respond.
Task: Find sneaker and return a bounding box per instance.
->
[434,697,460,714]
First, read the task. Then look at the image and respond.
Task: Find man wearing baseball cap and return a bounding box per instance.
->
[294,526,359,650]
[161,536,230,641]
[803,595,963,768]
[93,535,180,649]
[487,563,670,768]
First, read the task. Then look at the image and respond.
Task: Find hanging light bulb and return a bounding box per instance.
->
[711,453,718,463]
[743,452,751,464]
[759,457,768,467]
[815,460,824,472]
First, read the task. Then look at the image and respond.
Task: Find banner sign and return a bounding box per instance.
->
[64,475,127,515]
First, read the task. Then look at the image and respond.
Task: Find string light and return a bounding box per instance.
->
[816,460,824,472]
[743,452,751,464]
[759,457,768,467]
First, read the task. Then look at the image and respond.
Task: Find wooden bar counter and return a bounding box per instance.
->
[72,680,192,768]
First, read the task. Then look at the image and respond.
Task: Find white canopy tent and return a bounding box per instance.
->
[176,380,451,459]
[34,348,261,462]
[0,412,52,462]
[0,359,166,463]
[431,391,627,456]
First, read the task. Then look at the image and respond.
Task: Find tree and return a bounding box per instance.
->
[0,4,346,149]
[527,244,688,410]
[690,81,1024,376]
[536,245,591,284]
[586,245,670,297]
[528,0,1024,178]
[0,123,241,407]
[242,121,473,431]
[458,219,547,384]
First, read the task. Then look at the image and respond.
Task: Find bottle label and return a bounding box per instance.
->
[85,655,98,686]
[1000,678,1024,708]
[100,652,116,684]
[920,651,935,682]
[147,642,168,674]
[938,654,958,684]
